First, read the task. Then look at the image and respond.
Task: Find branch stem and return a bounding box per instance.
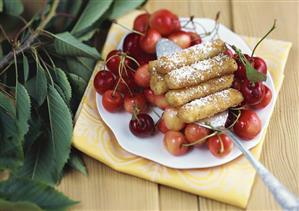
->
[0,0,60,70]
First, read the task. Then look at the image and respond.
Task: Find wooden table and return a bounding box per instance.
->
[59,1,299,210]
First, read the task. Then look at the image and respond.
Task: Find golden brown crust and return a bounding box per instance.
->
[164,54,237,89]
[178,88,244,123]
[154,39,227,74]
[165,74,234,107]
[149,61,168,95]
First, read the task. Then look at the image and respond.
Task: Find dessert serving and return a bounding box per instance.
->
[94,9,275,168]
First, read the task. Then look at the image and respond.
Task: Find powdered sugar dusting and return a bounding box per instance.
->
[158,39,224,70]
[167,53,229,84]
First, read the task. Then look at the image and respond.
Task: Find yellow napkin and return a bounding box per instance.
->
[72,11,292,208]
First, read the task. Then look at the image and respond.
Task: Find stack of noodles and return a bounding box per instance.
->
[149,39,244,123]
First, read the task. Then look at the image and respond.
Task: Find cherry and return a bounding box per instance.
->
[188,32,202,46]
[149,9,181,36]
[224,49,234,57]
[154,94,170,110]
[233,109,262,140]
[184,123,210,147]
[168,31,192,49]
[251,57,267,75]
[207,134,233,157]
[133,13,150,33]
[139,28,161,54]
[241,80,265,105]
[234,54,251,80]
[135,52,156,65]
[251,85,272,109]
[134,64,150,88]
[102,90,123,112]
[124,93,148,113]
[232,78,242,91]
[106,50,132,74]
[163,131,189,156]
[129,113,155,137]
[115,71,138,95]
[94,70,115,95]
[157,118,169,134]
[144,89,156,105]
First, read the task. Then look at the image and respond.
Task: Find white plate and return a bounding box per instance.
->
[96,18,276,169]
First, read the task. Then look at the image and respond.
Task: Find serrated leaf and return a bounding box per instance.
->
[68,150,87,176]
[47,85,73,181]
[68,73,87,97]
[52,32,100,59]
[66,57,95,81]
[3,0,23,16]
[16,82,31,140]
[0,110,23,171]
[71,0,113,35]
[23,117,43,153]
[0,90,15,117]
[108,0,145,20]
[26,65,47,106]
[23,54,29,82]
[53,68,72,104]
[0,177,78,210]
[0,198,42,211]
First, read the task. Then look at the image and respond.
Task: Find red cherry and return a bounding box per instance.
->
[188,32,202,46]
[163,131,189,156]
[102,90,123,112]
[168,31,192,49]
[224,49,234,57]
[94,70,115,95]
[144,89,156,105]
[123,33,142,57]
[149,9,181,36]
[124,93,148,113]
[207,134,233,157]
[129,113,155,137]
[233,109,262,140]
[251,85,272,109]
[133,13,150,33]
[135,53,156,65]
[184,123,210,147]
[157,118,169,133]
[139,28,161,54]
[241,80,265,105]
[134,64,150,88]
[106,50,132,74]
[251,57,267,75]
[115,71,138,94]
[154,94,170,110]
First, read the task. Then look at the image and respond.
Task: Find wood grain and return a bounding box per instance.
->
[58,1,299,210]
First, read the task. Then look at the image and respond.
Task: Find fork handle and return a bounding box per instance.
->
[225,130,299,210]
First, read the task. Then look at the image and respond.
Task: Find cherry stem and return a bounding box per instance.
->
[132,104,140,122]
[183,131,218,147]
[226,109,241,129]
[251,19,277,57]
[112,20,144,36]
[152,109,161,119]
[217,134,224,154]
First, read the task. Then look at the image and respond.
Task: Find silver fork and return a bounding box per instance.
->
[156,38,299,210]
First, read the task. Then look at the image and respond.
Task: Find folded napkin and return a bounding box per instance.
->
[72,10,291,208]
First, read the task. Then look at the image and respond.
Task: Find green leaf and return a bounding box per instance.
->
[0,177,78,210]
[108,0,145,20]
[67,73,87,97]
[232,46,267,82]
[66,57,95,81]
[0,110,23,171]
[26,65,47,106]
[52,32,100,59]
[0,0,3,13]
[53,68,72,104]
[77,28,97,42]
[0,198,42,211]
[15,82,31,140]
[47,85,73,181]
[67,150,87,176]
[71,0,113,35]
[3,0,23,16]
[0,91,15,117]
[22,54,29,82]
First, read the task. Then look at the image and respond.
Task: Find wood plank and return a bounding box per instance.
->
[232,1,299,210]
[144,1,199,210]
[58,155,159,210]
